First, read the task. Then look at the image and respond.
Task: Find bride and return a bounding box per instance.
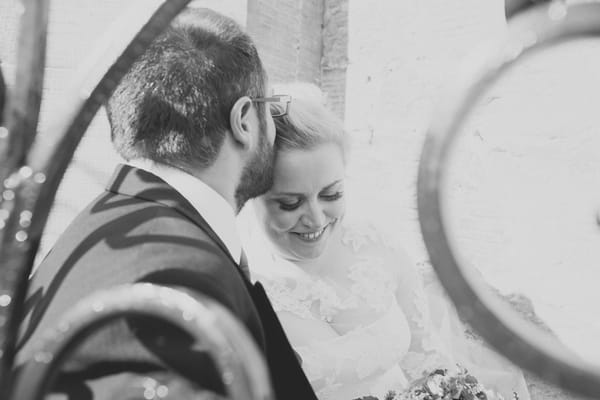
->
[239,84,530,400]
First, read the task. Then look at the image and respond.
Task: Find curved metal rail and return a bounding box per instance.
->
[0,0,49,185]
[0,0,50,393]
[0,0,192,394]
[418,1,600,398]
[10,284,273,400]
[505,0,551,20]
[0,63,6,125]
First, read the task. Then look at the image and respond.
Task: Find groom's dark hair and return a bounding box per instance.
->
[106,8,268,169]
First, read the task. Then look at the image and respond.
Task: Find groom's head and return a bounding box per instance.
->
[107,8,275,209]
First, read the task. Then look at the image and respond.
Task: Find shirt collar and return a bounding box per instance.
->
[128,159,242,263]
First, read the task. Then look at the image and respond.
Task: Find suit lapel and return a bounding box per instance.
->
[106,164,238,267]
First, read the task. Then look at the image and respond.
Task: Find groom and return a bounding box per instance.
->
[16,8,317,400]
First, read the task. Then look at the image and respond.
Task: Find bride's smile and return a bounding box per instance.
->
[291,216,341,246]
[294,224,329,242]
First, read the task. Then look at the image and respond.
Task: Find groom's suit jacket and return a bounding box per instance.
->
[16,164,317,400]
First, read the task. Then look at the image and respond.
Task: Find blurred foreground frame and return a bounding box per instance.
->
[0,0,599,399]
[0,1,272,399]
[419,0,600,399]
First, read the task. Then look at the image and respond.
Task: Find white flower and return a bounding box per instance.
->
[425,374,444,396]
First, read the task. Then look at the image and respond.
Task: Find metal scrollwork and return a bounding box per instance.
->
[0,0,50,393]
[0,0,196,397]
[505,0,553,19]
[418,1,600,398]
[10,284,273,400]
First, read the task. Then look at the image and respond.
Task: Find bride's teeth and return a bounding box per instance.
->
[298,226,326,241]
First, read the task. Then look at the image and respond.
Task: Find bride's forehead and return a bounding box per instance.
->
[272,145,345,189]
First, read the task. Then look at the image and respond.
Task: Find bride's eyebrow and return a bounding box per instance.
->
[321,180,343,191]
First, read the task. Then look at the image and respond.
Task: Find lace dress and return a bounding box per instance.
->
[241,220,530,400]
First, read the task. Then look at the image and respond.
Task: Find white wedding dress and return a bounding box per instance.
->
[240,216,530,400]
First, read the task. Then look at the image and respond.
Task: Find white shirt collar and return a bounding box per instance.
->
[128,159,242,263]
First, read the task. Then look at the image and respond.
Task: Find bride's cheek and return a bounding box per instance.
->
[279,216,298,233]
[269,211,297,234]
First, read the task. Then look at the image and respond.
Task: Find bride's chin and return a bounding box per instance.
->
[289,249,323,263]
[290,235,332,261]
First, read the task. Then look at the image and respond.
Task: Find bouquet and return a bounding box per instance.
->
[354,366,518,400]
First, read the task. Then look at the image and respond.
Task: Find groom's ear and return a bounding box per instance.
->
[229,96,254,149]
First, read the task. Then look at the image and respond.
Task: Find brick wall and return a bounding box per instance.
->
[246,0,324,86]
[245,0,348,119]
[244,0,349,119]
[321,0,348,119]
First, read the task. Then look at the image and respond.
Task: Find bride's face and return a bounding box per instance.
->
[255,142,346,261]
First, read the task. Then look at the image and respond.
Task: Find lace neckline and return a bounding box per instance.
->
[249,222,401,326]
[257,251,397,328]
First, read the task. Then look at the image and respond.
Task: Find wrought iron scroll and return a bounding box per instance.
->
[0,0,49,186]
[505,0,551,20]
[10,284,273,400]
[418,1,600,398]
[0,0,192,396]
[0,0,50,394]
[0,64,6,126]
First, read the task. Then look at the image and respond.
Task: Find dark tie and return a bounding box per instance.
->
[239,250,251,280]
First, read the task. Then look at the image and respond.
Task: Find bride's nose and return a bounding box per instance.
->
[301,201,326,228]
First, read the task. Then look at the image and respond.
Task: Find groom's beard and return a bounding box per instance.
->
[235,118,275,212]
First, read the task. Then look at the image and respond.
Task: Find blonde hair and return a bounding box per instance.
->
[271,83,349,160]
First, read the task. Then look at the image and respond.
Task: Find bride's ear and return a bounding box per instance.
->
[230,96,254,149]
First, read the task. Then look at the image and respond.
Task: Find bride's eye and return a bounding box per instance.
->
[277,198,303,211]
[320,191,344,201]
